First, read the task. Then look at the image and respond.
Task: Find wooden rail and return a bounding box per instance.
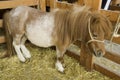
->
[113,37,120,44]
[0,0,37,9]
[0,0,46,44]
[105,51,120,64]
[0,0,46,11]
[94,63,120,80]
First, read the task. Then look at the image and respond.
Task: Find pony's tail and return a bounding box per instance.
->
[0,12,15,58]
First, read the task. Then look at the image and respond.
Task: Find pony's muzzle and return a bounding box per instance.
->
[94,49,104,57]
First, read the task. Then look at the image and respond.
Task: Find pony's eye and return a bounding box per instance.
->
[93,33,98,38]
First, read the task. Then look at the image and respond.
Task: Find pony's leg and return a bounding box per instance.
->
[13,35,26,62]
[20,36,31,59]
[55,48,66,73]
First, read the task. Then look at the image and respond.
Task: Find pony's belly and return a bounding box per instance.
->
[26,29,54,47]
[26,24,55,47]
[26,13,55,47]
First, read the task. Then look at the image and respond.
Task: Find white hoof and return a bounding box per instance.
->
[18,55,26,62]
[23,50,31,59]
[13,42,26,62]
[21,45,31,59]
[55,61,64,73]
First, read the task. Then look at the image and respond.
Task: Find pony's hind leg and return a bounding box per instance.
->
[20,35,31,59]
[13,34,26,62]
[55,47,66,73]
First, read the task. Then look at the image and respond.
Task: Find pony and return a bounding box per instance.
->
[2,5,112,73]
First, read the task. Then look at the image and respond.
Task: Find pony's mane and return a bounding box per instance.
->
[54,6,112,44]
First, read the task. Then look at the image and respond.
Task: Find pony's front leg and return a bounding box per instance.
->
[55,48,66,73]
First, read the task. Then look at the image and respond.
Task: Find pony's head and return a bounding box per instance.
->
[85,12,112,57]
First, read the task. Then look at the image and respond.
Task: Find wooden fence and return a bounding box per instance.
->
[0,0,46,44]
[0,0,120,80]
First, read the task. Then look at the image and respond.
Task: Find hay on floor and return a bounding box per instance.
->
[0,43,111,80]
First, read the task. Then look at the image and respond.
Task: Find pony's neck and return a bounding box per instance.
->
[54,8,91,44]
[68,11,90,43]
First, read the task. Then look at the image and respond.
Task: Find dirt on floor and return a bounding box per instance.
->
[0,43,112,80]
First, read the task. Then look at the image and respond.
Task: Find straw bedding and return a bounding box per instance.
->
[0,43,111,80]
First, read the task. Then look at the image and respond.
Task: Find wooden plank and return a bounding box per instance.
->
[113,37,120,44]
[94,63,120,80]
[104,51,120,64]
[0,0,38,9]
[66,50,80,61]
[80,43,94,71]
[0,36,5,43]
[100,9,120,22]
[46,0,50,7]
[84,0,102,11]
[39,0,46,11]
[104,41,120,64]
[50,0,56,10]
[0,19,3,28]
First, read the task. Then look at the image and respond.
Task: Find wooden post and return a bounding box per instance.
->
[84,0,102,11]
[39,0,46,11]
[0,36,5,44]
[50,0,56,11]
[80,43,94,71]
[0,19,2,28]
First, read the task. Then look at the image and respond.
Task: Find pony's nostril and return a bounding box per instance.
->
[97,50,103,57]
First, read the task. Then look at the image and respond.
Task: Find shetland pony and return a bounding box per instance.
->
[2,6,112,72]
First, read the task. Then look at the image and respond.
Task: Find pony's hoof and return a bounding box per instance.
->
[19,58,26,63]
[57,68,64,73]
[58,70,65,74]
[26,55,31,59]
[55,61,64,73]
